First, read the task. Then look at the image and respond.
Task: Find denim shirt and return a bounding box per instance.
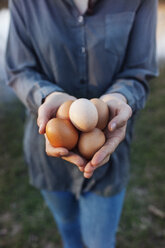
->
[5,0,158,197]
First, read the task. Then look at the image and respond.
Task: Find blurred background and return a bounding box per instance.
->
[0,1,165,247]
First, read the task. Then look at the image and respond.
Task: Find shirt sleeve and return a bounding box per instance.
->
[5,0,64,115]
[104,0,159,113]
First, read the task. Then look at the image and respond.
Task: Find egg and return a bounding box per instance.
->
[56,100,74,120]
[46,118,78,150]
[69,98,98,132]
[90,98,109,130]
[78,128,106,159]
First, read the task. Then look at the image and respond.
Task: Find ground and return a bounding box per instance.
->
[0,68,165,247]
[0,1,165,247]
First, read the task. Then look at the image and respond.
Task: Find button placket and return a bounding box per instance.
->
[76,14,87,94]
[80,79,86,84]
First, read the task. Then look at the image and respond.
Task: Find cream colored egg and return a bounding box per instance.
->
[69,98,98,132]
[90,98,109,130]
[78,128,106,159]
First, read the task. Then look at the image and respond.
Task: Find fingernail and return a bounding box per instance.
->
[39,123,44,133]
[110,122,116,131]
[79,167,84,172]
[84,172,93,179]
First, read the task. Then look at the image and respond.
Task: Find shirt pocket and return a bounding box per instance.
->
[105,12,135,57]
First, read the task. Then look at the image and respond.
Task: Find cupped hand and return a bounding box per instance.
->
[37,92,86,170]
[83,93,132,178]
[37,92,76,134]
[44,134,87,171]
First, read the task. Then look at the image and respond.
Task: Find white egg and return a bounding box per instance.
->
[69,98,98,132]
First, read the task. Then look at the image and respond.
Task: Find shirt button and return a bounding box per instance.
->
[81,47,86,54]
[78,16,84,24]
[80,79,86,84]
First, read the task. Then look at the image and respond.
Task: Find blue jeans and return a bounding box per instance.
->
[41,189,125,248]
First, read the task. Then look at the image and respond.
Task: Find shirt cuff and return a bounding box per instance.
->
[27,80,64,114]
[104,79,147,113]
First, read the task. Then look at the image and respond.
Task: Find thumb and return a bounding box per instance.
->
[108,104,132,131]
[37,104,52,134]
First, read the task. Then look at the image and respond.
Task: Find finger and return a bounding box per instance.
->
[46,145,69,157]
[62,151,87,168]
[84,161,95,173]
[37,104,57,134]
[79,166,85,172]
[37,104,50,134]
[97,154,110,167]
[85,155,110,174]
[91,138,120,166]
[84,170,94,179]
[83,155,110,178]
[46,144,69,157]
[45,134,69,157]
[108,104,132,132]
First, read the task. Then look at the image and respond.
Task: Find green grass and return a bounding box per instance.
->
[0,67,165,248]
[0,101,61,248]
[117,67,165,248]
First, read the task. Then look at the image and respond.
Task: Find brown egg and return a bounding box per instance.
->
[69,98,98,132]
[46,118,78,150]
[90,98,109,130]
[78,128,106,159]
[56,100,74,120]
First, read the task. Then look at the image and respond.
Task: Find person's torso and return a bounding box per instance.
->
[19,0,142,99]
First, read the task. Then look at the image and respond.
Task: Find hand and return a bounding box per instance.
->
[37,92,86,170]
[37,92,76,134]
[83,93,132,178]
[44,134,87,171]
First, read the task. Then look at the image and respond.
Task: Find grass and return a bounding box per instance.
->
[0,101,62,248]
[117,67,165,248]
[0,67,165,248]
[0,1,165,246]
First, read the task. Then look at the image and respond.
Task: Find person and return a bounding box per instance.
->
[5,0,158,247]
